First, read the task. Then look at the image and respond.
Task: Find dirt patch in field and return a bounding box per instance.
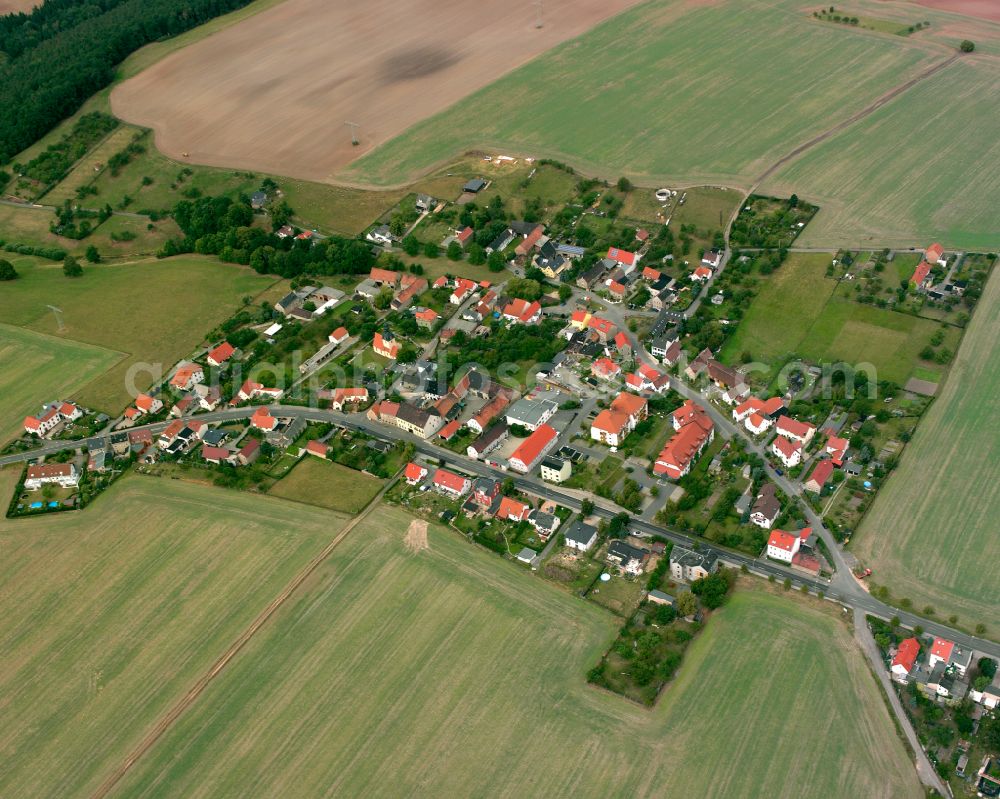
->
[907,0,1000,22]
[403,518,429,554]
[110,0,646,182]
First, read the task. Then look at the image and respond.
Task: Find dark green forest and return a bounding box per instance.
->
[0,0,255,163]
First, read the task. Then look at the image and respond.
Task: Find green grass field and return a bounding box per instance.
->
[852,270,1000,632]
[720,252,955,384]
[342,0,932,188]
[41,125,144,206]
[0,476,348,799]
[268,457,384,514]
[769,59,1000,248]
[0,202,180,259]
[111,504,918,799]
[0,323,122,443]
[0,256,275,412]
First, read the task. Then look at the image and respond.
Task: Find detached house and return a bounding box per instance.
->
[606,247,638,269]
[591,357,621,381]
[502,298,542,325]
[607,541,649,575]
[891,638,920,681]
[237,380,284,403]
[404,462,428,485]
[591,391,648,447]
[170,362,205,391]
[775,415,816,444]
[564,520,598,552]
[207,341,235,367]
[135,393,163,415]
[432,468,471,498]
[804,460,834,493]
[825,434,849,466]
[701,249,722,268]
[750,484,781,528]
[771,435,802,469]
[766,527,813,564]
[669,546,718,582]
[250,406,277,431]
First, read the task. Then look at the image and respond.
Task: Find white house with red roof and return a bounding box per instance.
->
[250,406,277,431]
[928,637,955,671]
[606,247,638,268]
[654,401,714,479]
[891,638,920,681]
[775,415,816,444]
[495,496,530,522]
[591,392,648,447]
[237,380,284,403]
[771,435,802,468]
[135,393,163,415]
[502,298,542,325]
[404,462,428,485]
[925,242,946,265]
[591,357,622,381]
[824,433,849,466]
[606,281,626,301]
[170,362,205,391]
[766,527,812,564]
[450,278,478,305]
[691,266,713,282]
[207,341,235,367]
[328,326,349,346]
[909,260,933,290]
[508,424,558,473]
[24,406,62,437]
[626,363,669,394]
[431,468,471,497]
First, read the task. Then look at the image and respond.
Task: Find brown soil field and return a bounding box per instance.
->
[111,0,645,183]
[908,0,1000,22]
[0,0,38,13]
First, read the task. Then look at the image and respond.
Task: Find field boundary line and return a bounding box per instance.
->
[88,475,399,799]
[752,53,961,190]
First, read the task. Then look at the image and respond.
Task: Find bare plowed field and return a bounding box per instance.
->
[111,0,644,182]
[911,0,1000,22]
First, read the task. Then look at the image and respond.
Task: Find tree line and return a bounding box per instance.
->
[0,0,255,163]
[161,195,376,279]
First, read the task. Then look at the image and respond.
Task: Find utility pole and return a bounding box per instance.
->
[47,305,65,332]
[345,121,360,146]
[534,0,543,28]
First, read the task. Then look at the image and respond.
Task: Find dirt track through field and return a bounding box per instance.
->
[111,0,645,182]
[753,52,960,188]
[88,477,398,799]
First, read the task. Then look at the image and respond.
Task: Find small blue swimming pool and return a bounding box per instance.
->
[29,502,43,509]
[49,501,60,508]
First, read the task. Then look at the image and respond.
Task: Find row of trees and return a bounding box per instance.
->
[0,0,256,162]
